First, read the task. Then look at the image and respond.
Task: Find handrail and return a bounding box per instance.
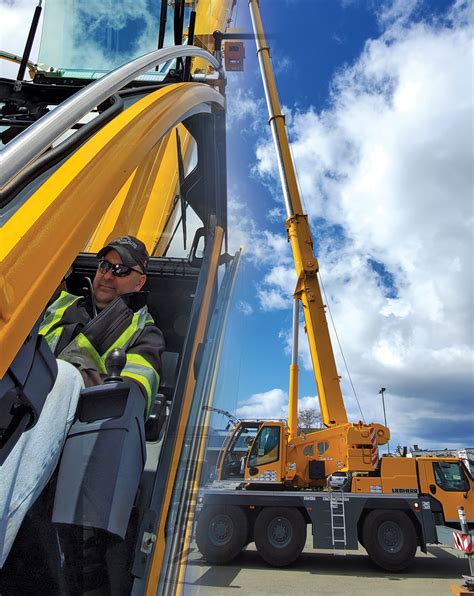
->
[0,46,221,190]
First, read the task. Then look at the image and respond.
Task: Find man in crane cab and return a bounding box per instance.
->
[0,235,164,568]
[40,234,164,405]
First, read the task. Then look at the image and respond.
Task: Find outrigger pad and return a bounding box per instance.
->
[0,321,57,466]
[52,381,146,538]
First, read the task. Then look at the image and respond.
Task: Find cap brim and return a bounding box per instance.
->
[97,244,137,269]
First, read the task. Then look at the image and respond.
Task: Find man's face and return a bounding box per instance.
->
[92,249,146,310]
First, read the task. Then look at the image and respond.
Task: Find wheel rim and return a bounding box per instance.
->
[377,520,404,553]
[267,516,293,549]
[208,514,234,546]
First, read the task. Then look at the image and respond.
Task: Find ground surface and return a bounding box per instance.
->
[181,536,469,596]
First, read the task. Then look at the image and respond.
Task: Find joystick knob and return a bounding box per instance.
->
[105,348,126,383]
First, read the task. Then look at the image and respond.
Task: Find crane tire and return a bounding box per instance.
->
[362,509,417,572]
[195,505,248,564]
[254,507,306,567]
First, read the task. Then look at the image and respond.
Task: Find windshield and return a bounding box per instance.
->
[38,0,188,72]
[433,461,470,492]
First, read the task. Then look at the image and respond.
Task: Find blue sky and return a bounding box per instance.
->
[1,0,472,450]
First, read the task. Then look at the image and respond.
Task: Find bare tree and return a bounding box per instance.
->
[298,408,322,434]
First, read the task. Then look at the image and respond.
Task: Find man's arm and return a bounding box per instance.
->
[121,324,165,417]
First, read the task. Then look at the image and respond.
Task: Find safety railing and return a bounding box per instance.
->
[0,46,221,190]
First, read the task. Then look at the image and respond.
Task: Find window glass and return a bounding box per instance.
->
[248,426,280,467]
[38,0,183,72]
[433,461,469,492]
[317,441,329,455]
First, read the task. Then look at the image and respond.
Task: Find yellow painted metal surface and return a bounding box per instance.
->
[86,125,193,255]
[380,457,418,493]
[353,477,382,493]
[284,421,390,486]
[138,126,193,255]
[0,83,224,378]
[145,226,224,595]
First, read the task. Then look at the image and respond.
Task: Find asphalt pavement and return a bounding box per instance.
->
[181,536,469,596]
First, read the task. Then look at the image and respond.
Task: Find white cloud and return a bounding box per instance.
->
[226,87,266,133]
[257,265,295,311]
[237,300,253,316]
[377,0,420,27]
[227,195,292,266]
[274,55,292,75]
[235,388,288,419]
[0,0,43,79]
[258,288,289,311]
[234,389,321,421]
[246,0,473,447]
[233,385,325,428]
[267,207,284,223]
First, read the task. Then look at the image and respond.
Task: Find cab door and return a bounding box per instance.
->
[244,422,285,484]
[218,422,260,480]
[418,459,474,522]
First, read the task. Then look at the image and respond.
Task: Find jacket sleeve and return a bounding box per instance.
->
[121,324,165,416]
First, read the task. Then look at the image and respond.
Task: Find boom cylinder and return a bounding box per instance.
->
[288,299,299,441]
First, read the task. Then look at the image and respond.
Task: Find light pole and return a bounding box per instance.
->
[379,387,390,454]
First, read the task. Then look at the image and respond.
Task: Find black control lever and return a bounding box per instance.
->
[104,348,126,383]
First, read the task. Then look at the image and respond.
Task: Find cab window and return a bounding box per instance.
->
[220,425,258,479]
[433,461,469,492]
[248,426,280,467]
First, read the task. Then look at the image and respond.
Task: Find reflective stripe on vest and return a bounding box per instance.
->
[59,332,105,372]
[102,310,155,361]
[122,353,160,415]
[39,291,82,352]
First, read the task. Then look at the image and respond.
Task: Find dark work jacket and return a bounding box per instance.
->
[39,291,165,414]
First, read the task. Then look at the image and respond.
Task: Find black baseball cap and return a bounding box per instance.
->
[97,236,149,273]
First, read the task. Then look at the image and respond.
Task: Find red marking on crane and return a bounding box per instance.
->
[369,427,379,467]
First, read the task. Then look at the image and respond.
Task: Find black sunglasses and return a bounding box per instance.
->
[98,259,143,278]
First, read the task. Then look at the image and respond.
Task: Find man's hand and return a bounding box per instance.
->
[80,368,104,388]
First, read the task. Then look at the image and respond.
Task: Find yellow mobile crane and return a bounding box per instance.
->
[195,0,474,573]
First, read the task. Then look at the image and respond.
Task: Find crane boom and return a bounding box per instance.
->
[248,0,348,429]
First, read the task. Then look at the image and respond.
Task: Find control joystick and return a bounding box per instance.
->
[105,348,126,383]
